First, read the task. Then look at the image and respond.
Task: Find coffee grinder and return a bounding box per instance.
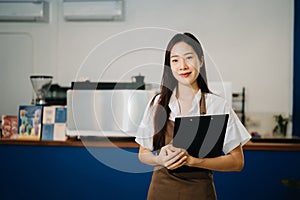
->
[30,75,53,105]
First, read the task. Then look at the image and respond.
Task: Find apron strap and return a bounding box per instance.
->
[200,93,206,115]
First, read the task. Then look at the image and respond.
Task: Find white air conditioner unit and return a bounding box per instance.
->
[0,1,49,22]
[63,0,124,21]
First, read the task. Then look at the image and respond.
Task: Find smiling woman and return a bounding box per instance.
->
[135,32,251,200]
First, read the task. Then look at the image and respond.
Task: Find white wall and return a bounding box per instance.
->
[0,0,294,135]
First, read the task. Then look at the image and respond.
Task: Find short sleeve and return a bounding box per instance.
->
[134,95,159,151]
[223,108,251,154]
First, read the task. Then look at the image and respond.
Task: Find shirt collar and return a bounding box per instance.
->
[169,88,179,115]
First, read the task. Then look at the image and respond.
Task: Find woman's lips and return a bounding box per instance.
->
[180,72,191,78]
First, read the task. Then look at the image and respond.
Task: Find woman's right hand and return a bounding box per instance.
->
[156,144,187,169]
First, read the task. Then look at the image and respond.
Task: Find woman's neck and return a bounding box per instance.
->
[177,84,199,101]
[176,84,199,115]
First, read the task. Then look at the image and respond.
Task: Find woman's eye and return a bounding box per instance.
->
[186,56,193,60]
[171,59,178,63]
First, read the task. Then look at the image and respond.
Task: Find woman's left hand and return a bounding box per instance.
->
[165,145,188,170]
[169,147,200,168]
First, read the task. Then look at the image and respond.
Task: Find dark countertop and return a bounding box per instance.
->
[250,136,300,143]
[1,136,300,151]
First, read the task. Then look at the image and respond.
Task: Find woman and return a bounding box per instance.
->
[135,32,251,200]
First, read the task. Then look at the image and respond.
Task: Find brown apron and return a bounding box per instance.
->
[147,93,217,200]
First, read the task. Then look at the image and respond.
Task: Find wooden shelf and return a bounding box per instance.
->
[1,138,300,151]
[0,137,139,148]
[244,141,300,151]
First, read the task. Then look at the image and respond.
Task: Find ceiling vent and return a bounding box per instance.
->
[63,0,124,21]
[0,1,49,22]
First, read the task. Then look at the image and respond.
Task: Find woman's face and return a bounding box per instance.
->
[170,41,203,89]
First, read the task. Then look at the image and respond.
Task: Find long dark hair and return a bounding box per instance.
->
[152,32,210,151]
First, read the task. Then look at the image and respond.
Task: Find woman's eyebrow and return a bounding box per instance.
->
[184,52,193,56]
[171,52,193,58]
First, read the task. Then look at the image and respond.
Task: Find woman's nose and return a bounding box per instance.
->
[178,58,188,70]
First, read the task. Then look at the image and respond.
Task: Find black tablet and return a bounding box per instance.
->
[173,114,229,158]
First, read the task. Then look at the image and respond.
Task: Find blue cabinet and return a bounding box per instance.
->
[0,145,299,200]
[214,150,300,200]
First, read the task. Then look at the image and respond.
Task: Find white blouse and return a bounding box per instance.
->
[135,90,251,154]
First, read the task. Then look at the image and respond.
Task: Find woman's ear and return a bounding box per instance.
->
[199,56,204,68]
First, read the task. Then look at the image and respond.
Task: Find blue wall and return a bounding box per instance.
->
[293,0,300,136]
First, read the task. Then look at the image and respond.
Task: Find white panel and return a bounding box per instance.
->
[0,0,293,136]
[0,33,33,116]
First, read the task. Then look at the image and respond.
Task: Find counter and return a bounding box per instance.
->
[1,137,300,151]
[0,137,139,148]
[0,138,299,200]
